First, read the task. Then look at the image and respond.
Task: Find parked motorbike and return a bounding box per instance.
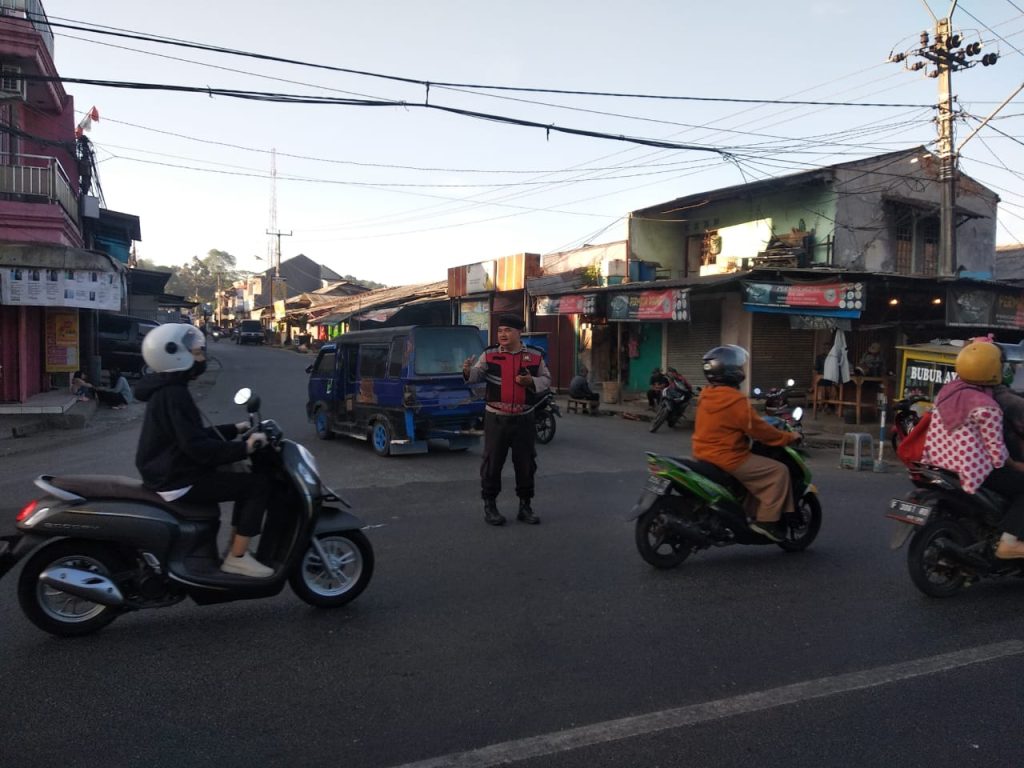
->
[649,376,696,433]
[0,388,374,637]
[890,393,929,452]
[887,463,1021,597]
[535,391,561,445]
[630,407,821,568]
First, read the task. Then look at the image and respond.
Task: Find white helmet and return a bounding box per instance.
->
[142,323,206,373]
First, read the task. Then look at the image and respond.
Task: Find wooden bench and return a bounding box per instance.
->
[566,397,599,415]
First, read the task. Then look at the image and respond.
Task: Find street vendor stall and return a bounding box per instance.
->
[896,342,961,402]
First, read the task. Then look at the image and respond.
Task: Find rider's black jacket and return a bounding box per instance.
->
[134,372,245,492]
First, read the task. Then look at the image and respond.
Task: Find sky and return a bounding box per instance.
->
[42,0,1024,286]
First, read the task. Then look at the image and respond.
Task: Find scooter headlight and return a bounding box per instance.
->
[296,444,319,477]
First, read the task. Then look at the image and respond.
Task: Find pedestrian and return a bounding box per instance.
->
[70,370,94,401]
[134,323,274,577]
[647,367,669,409]
[463,314,551,526]
[95,367,135,409]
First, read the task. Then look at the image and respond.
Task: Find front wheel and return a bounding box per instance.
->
[907,518,971,597]
[635,500,693,569]
[649,405,669,433]
[778,492,823,552]
[535,413,556,444]
[17,540,124,637]
[313,406,334,441]
[290,531,374,608]
[370,418,392,456]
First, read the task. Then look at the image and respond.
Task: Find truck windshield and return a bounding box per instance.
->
[413,327,484,376]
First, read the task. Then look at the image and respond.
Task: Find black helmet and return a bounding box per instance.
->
[702,345,749,386]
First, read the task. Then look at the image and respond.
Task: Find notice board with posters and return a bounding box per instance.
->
[45,308,79,373]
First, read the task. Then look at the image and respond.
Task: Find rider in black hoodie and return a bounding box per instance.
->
[136,323,273,578]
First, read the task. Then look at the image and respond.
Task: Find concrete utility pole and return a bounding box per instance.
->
[265,228,292,301]
[890,3,998,276]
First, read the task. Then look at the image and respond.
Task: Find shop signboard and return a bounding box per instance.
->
[44,308,79,373]
[466,262,496,294]
[536,294,600,316]
[946,288,1024,330]
[897,344,959,401]
[607,289,689,321]
[742,281,864,317]
[1,267,122,311]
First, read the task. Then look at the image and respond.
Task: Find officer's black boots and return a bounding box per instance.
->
[484,499,505,526]
[517,498,540,524]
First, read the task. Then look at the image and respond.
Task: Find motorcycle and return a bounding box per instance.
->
[890,393,929,452]
[534,391,561,445]
[649,376,696,433]
[630,407,821,568]
[886,463,1022,597]
[0,388,374,637]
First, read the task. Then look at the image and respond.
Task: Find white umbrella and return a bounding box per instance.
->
[823,329,851,384]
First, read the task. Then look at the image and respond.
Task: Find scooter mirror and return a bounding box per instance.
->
[792,406,804,422]
[233,388,252,406]
[786,378,796,387]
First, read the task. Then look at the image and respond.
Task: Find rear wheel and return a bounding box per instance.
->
[778,492,823,552]
[907,518,971,597]
[635,500,693,569]
[290,531,374,608]
[535,413,556,444]
[17,540,124,637]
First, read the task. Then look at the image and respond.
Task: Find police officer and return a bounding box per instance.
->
[463,314,551,526]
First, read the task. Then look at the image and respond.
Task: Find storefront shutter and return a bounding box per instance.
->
[750,314,816,392]
[666,298,722,385]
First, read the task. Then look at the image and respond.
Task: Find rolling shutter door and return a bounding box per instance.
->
[666,298,722,385]
[749,314,816,392]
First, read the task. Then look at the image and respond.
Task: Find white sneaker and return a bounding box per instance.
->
[220,552,274,578]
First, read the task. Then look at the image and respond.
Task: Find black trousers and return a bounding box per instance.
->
[180,471,270,537]
[480,411,536,501]
[982,467,1024,538]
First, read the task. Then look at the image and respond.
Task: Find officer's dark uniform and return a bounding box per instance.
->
[466,340,551,525]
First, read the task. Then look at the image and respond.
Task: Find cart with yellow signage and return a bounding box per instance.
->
[896,343,961,403]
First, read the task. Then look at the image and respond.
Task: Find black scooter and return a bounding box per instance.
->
[534,391,561,445]
[649,376,695,433]
[0,388,374,637]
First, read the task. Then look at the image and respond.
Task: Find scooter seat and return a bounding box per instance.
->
[40,475,220,521]
[675,458,737,488]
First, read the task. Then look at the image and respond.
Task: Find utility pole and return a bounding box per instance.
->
[265,228,292,301]
[890,3,998,276]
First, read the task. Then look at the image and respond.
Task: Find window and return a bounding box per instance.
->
[890,202,940,275]
[313,350,336,377]
[413,327,483,376]
[358,344,389,379]
[0,65,23,97]
[388,337,408,378]
[342,346,358,383]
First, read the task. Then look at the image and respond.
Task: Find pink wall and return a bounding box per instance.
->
[0,305,44,402]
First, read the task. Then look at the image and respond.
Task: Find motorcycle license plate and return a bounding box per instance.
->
[886,498,933,526]
[645,475,671,495]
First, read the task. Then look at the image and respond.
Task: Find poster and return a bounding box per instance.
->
[536,294,600,316]
[947,288,1024,330]
[45,308,79,373]
[607,289,689,321]
[1,267,122,311]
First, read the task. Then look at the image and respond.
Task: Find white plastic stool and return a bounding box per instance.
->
[840,432,874,471]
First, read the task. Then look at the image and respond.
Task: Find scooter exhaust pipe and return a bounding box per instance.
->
[665,516,713,547]
[933,540,992,573]
[39,567,125,607]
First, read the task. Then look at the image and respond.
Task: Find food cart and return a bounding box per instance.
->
[896,343,960,403]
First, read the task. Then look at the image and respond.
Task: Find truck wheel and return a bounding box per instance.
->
[314,406,334,440]
[370,418,392,457]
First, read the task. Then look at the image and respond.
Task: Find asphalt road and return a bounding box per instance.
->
[1,342,1022,768]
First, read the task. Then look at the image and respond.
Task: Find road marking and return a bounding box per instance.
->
[388,640,1024,768]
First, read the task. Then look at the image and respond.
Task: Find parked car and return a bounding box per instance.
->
[306,325,485,456]
[98,313,159,376]
[236,319,265,345]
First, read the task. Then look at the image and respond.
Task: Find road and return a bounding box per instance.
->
[1,342,1022,768]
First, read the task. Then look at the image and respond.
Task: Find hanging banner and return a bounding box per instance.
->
[742,281,864,317]
[1,267,122,311]
[536,294,600,316]
[608,289,689,321]
[947,288,1024,330]
[45,308,79,373]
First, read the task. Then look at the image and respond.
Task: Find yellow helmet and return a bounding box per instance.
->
[955,341,1002,386]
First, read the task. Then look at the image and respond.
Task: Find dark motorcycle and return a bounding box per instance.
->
[753,379,803,434]
[0,388,374,637]
[887,463,1022,597]
[649,376,695,433]
[630,407,821,568]
[890,393,929,452]
[535,391,561,445]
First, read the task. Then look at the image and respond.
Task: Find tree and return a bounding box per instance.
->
[164,249,240,302]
